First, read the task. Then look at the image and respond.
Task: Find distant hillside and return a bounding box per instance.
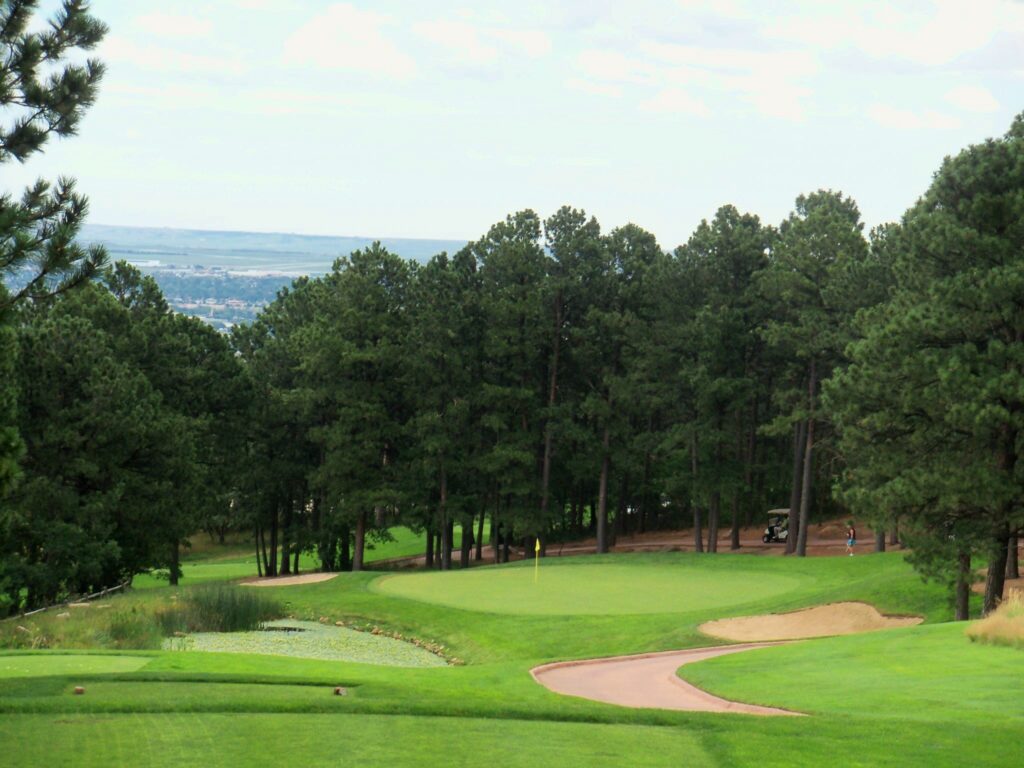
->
[81,223,468,276]
[76,224,469,330]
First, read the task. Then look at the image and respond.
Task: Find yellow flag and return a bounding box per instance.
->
[535,538,541,553]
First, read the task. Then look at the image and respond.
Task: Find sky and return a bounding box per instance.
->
[7,0,1024,247]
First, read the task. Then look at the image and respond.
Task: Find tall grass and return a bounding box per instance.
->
[966,589,1024,650]
[158,586,282,634]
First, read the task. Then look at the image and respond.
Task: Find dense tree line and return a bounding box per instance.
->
[231,196,877,577]
[1,3,1020,619]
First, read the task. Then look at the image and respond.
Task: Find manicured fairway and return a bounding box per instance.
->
[681,622,1024,719]
[0,654,150,678]
[373,562,801,615]
[0,714,714,768]
[4,551,1019,767]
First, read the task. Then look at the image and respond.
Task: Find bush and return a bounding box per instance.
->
[158,586,282,634]
[967,589,1024,650]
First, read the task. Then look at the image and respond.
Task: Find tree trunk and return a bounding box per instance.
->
[425,528,435,569]
[352,510,367,572]
[279,503,292,576]
[460,520,472,568]
[1007,534,1020,580]
[539,294,561,533]
[442,519,454,571]
[259,524,270,576]
[596,424,611,554]
[268,506,279,577]
[255,526,263,578]
[889,520,900,547]
[955,549,971,621]
[708,491,720,553]
[786,419,806,555]
[691,432,703,553]
[983,523,1011,615]
[169,541,180,586]
[795,360,817,558]
[730,495,741,550]
[439,463,451,570]
[293,545,300,575]
[874,529,886,553]
[339,524,351,572]
[795,416,814,557]
[475,510,484,561]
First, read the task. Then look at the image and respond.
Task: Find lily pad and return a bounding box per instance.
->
[162,620,447,667]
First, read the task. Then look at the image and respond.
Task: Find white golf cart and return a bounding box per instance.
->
[762,509,790,544]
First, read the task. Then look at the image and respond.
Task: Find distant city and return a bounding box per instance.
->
[81,224,468,331]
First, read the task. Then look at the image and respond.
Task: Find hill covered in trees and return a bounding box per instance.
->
[1,1,1020,624]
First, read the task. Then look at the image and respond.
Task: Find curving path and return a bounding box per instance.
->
[532,643,802,716]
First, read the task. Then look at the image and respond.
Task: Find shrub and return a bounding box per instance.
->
[158,586,282,634]
[967,589,1024,650]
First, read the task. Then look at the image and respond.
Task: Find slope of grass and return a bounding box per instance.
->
[2,550,1016,767]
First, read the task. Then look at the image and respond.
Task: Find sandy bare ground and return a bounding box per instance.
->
[240,572,338,587]
[971,576,1024,596]
[532,643,801,716]
[383,523,895,569]
[698,602,922,642]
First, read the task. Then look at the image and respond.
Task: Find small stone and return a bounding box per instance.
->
[56,612,71,619]
[73,687,85,695]
[173,631,188,638]
[15,626,30,634]
[335,621,344,627]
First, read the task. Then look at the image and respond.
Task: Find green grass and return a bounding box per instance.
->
[681,622,1024,720]
[0,714,715,768]
[133,525,463,589]
[2,549,1018,767]
[374,562,800,615]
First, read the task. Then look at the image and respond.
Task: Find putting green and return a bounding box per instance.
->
[373,563,800,615]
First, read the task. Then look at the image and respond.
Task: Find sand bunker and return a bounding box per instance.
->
[699,602,921,642]
[532,643,800,716]
[241,572,339,587]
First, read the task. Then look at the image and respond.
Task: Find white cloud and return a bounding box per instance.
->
[641,88,711,118]
[101,35,245,76]
[414,20,498,65]
[867,104,961,130]
[283,4,416,79]
[565,77,623,98]
[134,12,212,39]
[574,42,812,121]
[767,0,1024,67]
[413,19,552,67]
[491,29,552,58]
[945,85,1000,113]
[575,49,652,84]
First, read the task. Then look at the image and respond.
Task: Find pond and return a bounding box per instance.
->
[162,619,447,667]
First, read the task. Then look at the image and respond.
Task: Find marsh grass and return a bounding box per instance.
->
[157,586,282,634]
[966,589,1024,649]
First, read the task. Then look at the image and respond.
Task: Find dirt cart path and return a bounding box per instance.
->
[532,643,801,716]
